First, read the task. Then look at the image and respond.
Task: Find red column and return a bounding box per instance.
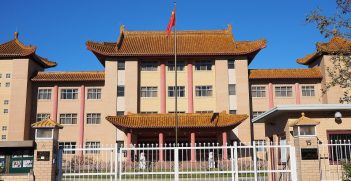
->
[190,132,196,161]
[222,131,228,160]
[159,132,164,161]
[160,63,166,113]
[187,63,194,113]
[79,85,85,151]
[295,83,301,104]
[127,132,132,161]
[268,83,274,109]
[52,85,58,122]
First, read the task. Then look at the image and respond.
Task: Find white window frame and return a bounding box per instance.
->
[86,113,101,124]
[140,87,158,97]
[275,86,293,97]
[251,86,266,97]
[35,129,54,140]
[168,61,185,71]
[141,61,158,71]
[38,88,52,100]
[36,113,51,122]
[60,89,79,100]
[59,113,78,124]
[168,86,185,97]
[195,60,212,71]
[301,85,315,97]
[195,85,213,97]
[87,88,101,100]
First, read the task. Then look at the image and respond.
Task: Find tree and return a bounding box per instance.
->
[307,0,351,103]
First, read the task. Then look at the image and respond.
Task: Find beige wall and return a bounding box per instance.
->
[8,59,42,141]
[0,60,13,141]
[215,59,229,112]
[234,57,251,142]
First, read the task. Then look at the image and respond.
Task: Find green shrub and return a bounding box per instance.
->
[343,161,351,181]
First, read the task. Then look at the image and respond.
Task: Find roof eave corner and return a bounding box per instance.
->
[116,24,125,49]
[226,24,235,41]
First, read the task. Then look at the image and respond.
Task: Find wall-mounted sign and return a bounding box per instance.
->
[37,151,50,161]
[301,148,318,160]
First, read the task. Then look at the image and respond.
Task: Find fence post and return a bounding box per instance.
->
[174,147,179,181]
[234,142,239,181]
[253,141,258,181]
[56,148,63,181]
[290,146,298,181]
[119,148,123,181]
[115,143,118,181]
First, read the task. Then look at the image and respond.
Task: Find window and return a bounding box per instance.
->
[168,86,185,97]
[195,86,213,97]
[1,135,6,140]
[140,111,158,114]
[85,142,100,154]
[251,86,266,97]
[36,113,50,122]
[328,132,351,162]
[228,59,235,69]
[35,129,53,139]
[168,111,186,113]
[141,61,158,71]
[279,136,287,163]
[3,100,9,105]
[5,74,11,78]
[87,113,101,124]
[5,82,10,87]
[252,111,265,118]
[38,89,52,100]
[228,84,236,95]
[302,85,315,97]
[117,86,125,97]
[118,60,125,70]
[2,126,7,131]
[229,110,237,114]
[195,110,213,113]
[275,86,292,97]
[140,87,158,97]
[87,88,101,99]
[61,89,78,99]
[168,61,185,71]
[195,61,212,71]
[59,142,76,154]
[59,114,77,124]
[116,111,124,116]
[3,109,8,114]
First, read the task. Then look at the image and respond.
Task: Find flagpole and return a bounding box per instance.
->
[174,1,178,147]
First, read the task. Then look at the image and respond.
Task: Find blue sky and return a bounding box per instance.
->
[0,0,336,71]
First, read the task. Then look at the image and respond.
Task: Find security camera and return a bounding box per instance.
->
[335,112,342,124]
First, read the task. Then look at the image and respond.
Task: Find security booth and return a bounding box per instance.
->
[252,104,351,181]
[0,141,34,174]
[31,118,63,181]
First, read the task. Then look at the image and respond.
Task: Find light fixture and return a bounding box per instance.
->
[335,112,342,124]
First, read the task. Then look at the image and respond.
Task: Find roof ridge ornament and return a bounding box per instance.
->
[14,31,19,39]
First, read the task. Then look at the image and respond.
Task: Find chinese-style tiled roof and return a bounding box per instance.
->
[297,36,351,65]
[290,112,320,126]
[31,118,63,129]
[31,71,105,82]
[0,32,57,68]
[106,112,248,130]
[86,25,266,64]
[249,67,323,79]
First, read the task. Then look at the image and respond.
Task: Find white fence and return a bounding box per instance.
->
[319,140,351,181]
[58,141,297,181]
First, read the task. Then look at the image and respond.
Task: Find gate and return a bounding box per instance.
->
[319,140,351,181]
[58,141,297,181]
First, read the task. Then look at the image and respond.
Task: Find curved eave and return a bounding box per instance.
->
[105,114,248,131]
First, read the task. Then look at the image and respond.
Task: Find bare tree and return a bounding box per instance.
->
[307,0,351,103]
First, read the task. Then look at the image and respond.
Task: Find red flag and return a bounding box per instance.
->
[166,10,175,35]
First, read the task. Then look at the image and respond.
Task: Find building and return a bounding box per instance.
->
[0,25,349,152]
